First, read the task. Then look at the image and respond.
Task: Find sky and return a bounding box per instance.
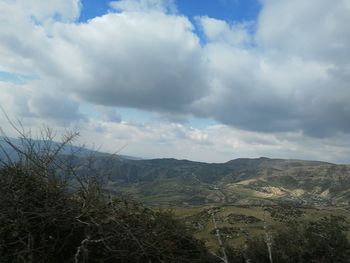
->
[0,0,350,163]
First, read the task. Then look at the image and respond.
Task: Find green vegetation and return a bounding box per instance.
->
[91,156,350,207]
[1,129,350,262]
[243,216,350,262]
[175,205,350,262]
[264,205,304,222]
[173,205,350,247]
[0,132,215,263]
[227,213,262,224]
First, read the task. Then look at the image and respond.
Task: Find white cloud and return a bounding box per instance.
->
[257,0,350,64]
[0,0,81,23]
[191,0,350,137]
[79,120,350,163]
[51,12,207,112]
[1,0,350,162]
[197,16,253,47]
[0,2,207,114]
[0,79,83,124]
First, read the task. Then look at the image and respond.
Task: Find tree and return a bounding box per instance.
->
[244,217,350,263]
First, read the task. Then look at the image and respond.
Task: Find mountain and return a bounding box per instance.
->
[1,138,349,207]
[0,137,141,161]
[82,156,349,207]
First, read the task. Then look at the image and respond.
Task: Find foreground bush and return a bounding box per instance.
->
[0,131,217,263]
[0,162,219,263]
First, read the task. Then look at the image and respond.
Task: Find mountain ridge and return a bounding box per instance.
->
[94,155,349,207]
[1,138,349,207]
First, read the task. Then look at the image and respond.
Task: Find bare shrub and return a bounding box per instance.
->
[0,124,216,263]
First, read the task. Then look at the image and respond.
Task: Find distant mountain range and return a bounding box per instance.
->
[83,155,350,207]
[1,137,350,207]
[0,137,141,161]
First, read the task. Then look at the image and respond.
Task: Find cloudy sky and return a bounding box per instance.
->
[0,0,350,163]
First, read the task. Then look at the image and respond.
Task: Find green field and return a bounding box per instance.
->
[172,205,350,251]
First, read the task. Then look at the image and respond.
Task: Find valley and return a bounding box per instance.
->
[98,156,350,207]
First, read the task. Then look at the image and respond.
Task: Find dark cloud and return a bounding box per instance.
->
[28,91,84,121]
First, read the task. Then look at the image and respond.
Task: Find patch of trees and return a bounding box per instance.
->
[226,213,262,224]
[227,216,350,263]
[264,205,304,222]
[210,227,245,240]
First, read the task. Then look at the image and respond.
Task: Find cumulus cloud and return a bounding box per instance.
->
[193,0,350,137]
[0,0,208,115]
[4,0,81,22]
[197,16,253,47]
[1,0,350,161]
[192,43,341,136]
[80,120,350,163]
[257,0,350,64]
[52,12,207,112]
[28,91,83,122]
[0,80,83,123]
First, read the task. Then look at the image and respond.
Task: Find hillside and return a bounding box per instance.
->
[75,155,350,207]
[2,137,349,207]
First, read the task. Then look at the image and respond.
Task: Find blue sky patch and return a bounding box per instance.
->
[0,71,35,84]
[79,0,261,23]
